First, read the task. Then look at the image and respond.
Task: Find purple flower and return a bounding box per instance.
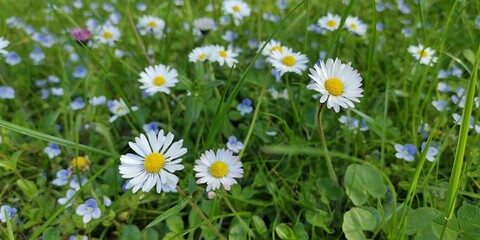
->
[226,136,244,153]
[143,122,159,134]
[75,198,101,223]
[70,97,85,110]
[70,28,91,44]
[421,142,439,162]
[394,143,416,162]
[0,86,15,99]
[73,65,87,78]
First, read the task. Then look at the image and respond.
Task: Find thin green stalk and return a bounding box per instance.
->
[221,191,254,238]
[4,208,14,240]
[442,47,480,229]
[176,187,226,240]
[317,103,339,186]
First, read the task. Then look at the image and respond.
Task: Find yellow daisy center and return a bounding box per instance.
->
[153,76,166,86]
[325,78,344,96]
[144,153,165,173]
[282,55,296,67]
[198,53,207,60]
[148,21,157,27]
[103,31,113,39]
[418,49,428,58]
[327,20,337,27]
[210,161,229,178]
[219,50,227,58]
[350,23,357,30]
[270,45,283,53]
[233,6,240,12]
[71,157,89,169]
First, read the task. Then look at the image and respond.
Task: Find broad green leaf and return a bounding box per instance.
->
[252,215,268,239]
[305,210,333,233]
[0,151,21,171]
[120,225,141,240]
[431,215,459,240]
[16,179,38,200]
[463,49,476,65]
[166,215,184,233]
[229,220,247,240]
[293,223,308,240]
[145,196,190,229]
[406,207,441,235]
[141,228,158,240]
[185,95,203,124]
[42,227,60,240]
[276,223,295,240]
[317,178,344,201]
[342,207,378,240]
[457,205,480,239]
[344,164,386,206]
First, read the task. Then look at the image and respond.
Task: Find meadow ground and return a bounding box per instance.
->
[0,0,480,239]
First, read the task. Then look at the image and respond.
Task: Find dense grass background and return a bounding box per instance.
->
[0,0,479,239]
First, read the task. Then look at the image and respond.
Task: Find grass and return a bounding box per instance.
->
[0,0,479,239]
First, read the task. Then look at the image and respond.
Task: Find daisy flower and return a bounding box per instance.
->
[194,149,244,192]
[107,99,138,123]
[188,46,212,63]
[345,16,367,36]
[94,25,121,46]
[222,0,251,25]
[138,64,179,95]
[138,15,165,39]
[259,39,283,57]
[0,37,10,55]
[318,13,342,31]
[408,44,437,66]
[307,58,363,112]
[269,47,308,75]
[193,17,216,34]
[119,130,187,193]
[211,45,238,67]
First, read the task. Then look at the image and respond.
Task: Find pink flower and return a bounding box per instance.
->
[70,28,91,43]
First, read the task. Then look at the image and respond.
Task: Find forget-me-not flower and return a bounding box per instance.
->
[0,86,15,99]
[0,205,17,223]
[44,143,61,159]
[237,98,253,116]
[52,169,70,186]
[58,189,76,208]
[394,143,416,162]
[75,198,101,224]
[226,136,244,153]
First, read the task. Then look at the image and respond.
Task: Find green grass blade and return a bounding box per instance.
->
[443,46,480,222]
[0,119,117,157]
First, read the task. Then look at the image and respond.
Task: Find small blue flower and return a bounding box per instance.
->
[248,38,258,49]
[35,80,47,87]
[451,64,463,78]
[143,122,159,134]
[432,100,448,111]
[41,89,50,99]
[44,143,61,159]
[237,98,253,116]
[103,3,115,12]
[226,136,244,153]
[51,88,64,96]
[70,176,87,190]
[437,69,451,79]
[254,58,265,69]
[75,198,101,224]
[29,46,45,64]
[48,75,60,83]
[5,51,21,65]
[136,2,147,11]
[394,143,416,162]
[476,16,480,29]
[58,189,76,208]
[271,69,282,82]
[73,65,87,78]
[89,96,106,106]
[401,28,412,38]
[0,86,15,99]
[421,142,438,162]
[52,169,70,186]
[222,31,238,42]
[376,23,384,31]
[276,0,287,11]
[437,82,451,92]
[70,97,85,110]
[0,205,17,223]
[103,196,112,207]
[219,15,230,25]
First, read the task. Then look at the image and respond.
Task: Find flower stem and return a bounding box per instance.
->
[317,103,339,186]
[176,186,226,240]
